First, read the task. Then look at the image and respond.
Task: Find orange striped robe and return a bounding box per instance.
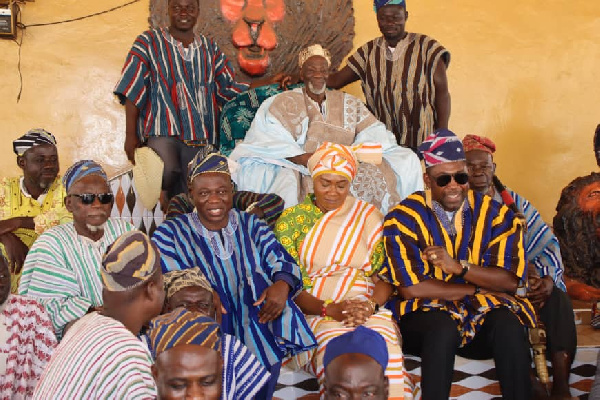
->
[277,196,413,399]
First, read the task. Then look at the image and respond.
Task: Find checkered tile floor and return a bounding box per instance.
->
[273,348,599,399]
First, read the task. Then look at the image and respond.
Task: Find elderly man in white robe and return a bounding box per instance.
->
[229,44,423,212]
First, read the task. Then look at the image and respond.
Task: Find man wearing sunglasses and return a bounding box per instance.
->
[382,129,534,400]
[19,160,135,340]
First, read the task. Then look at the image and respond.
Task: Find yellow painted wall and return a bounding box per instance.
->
[0,0,598,222]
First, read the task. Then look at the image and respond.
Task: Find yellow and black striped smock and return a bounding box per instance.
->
[381,190,536,345]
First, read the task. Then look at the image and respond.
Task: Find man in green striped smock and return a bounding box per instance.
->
[19,160,135,339]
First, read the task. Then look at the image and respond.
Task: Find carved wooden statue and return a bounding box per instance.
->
[150,0,355,80]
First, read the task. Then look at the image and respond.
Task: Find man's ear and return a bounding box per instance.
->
[299,65,306,83]
[146,279,159,301]
[405,10,409,21]
[151,362,159,381]
[16,156,25,169]
[383,375,390,397]
[492,162,497,175]
[423,172,431,189]
[64,195,73,212]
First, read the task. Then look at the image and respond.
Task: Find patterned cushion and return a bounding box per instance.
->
[109,169,164,235]
[219,83,303,156]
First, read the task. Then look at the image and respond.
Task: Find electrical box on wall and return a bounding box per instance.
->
[0,2,16,39]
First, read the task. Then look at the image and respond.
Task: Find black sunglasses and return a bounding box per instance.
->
[433,172,469,187]
[68,193,114,205]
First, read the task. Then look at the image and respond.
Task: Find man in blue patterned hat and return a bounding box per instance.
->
[148,309,224,400]
[19,160,135,339]
[0,129,71,293]
[152,152,317,400]
[328,0,450,153]
[381,129,534,399]
[323,326,390,400]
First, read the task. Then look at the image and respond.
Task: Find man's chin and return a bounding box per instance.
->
[441,196,465,211]
[86,223,106,234]
[38,178,55,190]
[307,82,326,96]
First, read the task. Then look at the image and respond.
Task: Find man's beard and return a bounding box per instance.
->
[308,81,326,95]
[86,223,106,234]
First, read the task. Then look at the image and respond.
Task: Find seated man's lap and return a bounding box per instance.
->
[399,307,529,362]
[458,307,529,361]
[399,309,461,357]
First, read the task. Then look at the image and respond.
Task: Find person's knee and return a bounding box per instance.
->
[162,164,182,189]
[401,311,460,357]
[541,285,561,310]
[146,138,182,189]
[421,311,461,350]
[488,309,528,347]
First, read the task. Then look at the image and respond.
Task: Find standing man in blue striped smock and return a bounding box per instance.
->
[381,129,535,400]
[19,160,135,339]
[152,152,317,400]
[114,0,284,208]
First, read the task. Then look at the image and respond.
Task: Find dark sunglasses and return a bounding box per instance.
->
[68,193,114,205]
[434,172,469,187]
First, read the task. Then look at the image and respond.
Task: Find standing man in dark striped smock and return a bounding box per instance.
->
[328,0,450,153]
[381,129,535,400]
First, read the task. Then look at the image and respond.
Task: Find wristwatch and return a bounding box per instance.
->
[458,260,470,278]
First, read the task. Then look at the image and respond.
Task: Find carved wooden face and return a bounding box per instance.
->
[220,0,285,76]
[150,0,355,80]
[577,181,600,219]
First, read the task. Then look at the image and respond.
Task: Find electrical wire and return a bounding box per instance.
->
[24,0,140,28]
[7,0,141,102]
[11,2,24,102]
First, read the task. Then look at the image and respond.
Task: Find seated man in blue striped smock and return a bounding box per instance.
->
[19,160,135,339]
[463,134,577,400]
[152,152,317,400]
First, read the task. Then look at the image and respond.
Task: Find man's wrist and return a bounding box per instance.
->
[457,260,470,278]
[367,298,380,314]
[273,272,294,293]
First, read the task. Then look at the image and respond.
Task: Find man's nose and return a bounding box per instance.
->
[207,192,222,202]
[187,382,205,400]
